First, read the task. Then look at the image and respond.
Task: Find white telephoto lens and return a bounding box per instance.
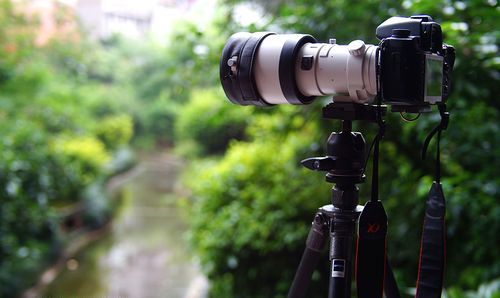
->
[295,40,378,103]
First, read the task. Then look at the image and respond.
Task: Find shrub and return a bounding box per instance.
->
[0,121,61,297]
[48,135,110,200]
[94,114,134,150]
[189,133,331,297]
[0,2,135,296]
[175,88,251,156]
[134,95,180,146]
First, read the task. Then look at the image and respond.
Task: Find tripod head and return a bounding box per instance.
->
[301,103,386,183]
[301,102,386,209]
[302,121,366,184]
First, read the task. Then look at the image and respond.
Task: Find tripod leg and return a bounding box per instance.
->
[288,212,328,298]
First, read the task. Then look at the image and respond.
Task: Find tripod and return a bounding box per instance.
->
[287,102,390,298]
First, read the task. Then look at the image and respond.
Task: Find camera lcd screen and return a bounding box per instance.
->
[425,55,444,103]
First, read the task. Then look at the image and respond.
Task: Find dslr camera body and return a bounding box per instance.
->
[220,15,455,113]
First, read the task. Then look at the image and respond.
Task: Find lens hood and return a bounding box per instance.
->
[220,32,275,106]
[220,32,317,106]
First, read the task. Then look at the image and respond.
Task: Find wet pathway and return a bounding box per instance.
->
[42,153,208,298]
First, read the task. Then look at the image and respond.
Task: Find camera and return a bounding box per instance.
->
[219,15,455,113]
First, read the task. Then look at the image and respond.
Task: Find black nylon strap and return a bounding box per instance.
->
[371,98,385,203]
[356,200,388,298]
[422,104,449,164]
[416,182,446,298]
[435,129,442,183]
[357,99,387,298]
[417,104,448,297]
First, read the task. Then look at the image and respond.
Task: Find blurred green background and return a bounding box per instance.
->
[0,0,498,297]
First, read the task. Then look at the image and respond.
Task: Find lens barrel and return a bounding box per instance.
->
[220,32,317,106]
[220,32,378,106]
[295,40,377,103]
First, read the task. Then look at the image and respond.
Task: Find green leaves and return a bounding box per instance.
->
[0,2,136,296]
[93,114,134,150]
[175,88,251,156]
[188,135,329,297]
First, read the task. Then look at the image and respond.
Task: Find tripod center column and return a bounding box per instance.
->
[328,184,360,298]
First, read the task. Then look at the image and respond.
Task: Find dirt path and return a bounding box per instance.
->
[41,153,208,298]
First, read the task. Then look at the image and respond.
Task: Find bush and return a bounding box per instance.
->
[94,114,134,150]
[49,135,110,194]
[0,121,61,296]
[446,279,500,298]
[175,88,251,156]
[0,2,136,296]
[134,94,180,147]
[189,127,331,297]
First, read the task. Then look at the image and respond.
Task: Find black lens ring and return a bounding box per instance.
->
[238,32,276,106]
[220,32,252,105]
[279,35,317,104]
[219,32,276,106]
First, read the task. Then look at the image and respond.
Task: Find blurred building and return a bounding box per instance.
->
[21,0,79,45]
[21,0,216,43]
[75,0,209,41]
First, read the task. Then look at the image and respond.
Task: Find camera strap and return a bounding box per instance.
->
[356,106,388,298]
[358,104,449,298]
[416,182,446,298]
[416,104,448,298]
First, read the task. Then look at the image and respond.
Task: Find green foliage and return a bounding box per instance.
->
[49,135,110,190]
[189,136,329,297]
[0,1,135,296]
[0,120,62,295]
[0,0,34,80]
[187,105,328,297]
[175,88,251,156]
[126,10,231,146]
[446,278,500,298]
[134,93,180,147]
[94,115,134,150]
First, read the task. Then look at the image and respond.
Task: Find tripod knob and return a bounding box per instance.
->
[301,157,336,171]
